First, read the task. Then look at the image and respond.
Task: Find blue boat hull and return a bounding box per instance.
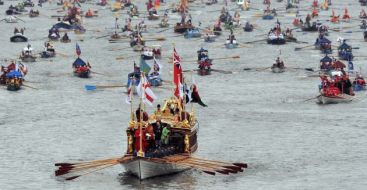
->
[353,84,366,91]
[262,15,274,20]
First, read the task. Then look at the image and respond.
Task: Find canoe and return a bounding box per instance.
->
[271,66,285,73]
[10,34,28,42]
[317,94,354,104]
[123,158,189,180]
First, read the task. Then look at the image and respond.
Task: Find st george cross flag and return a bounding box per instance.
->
[137,74,157,106]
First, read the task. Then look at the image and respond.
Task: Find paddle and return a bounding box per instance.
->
[85,84,126,91]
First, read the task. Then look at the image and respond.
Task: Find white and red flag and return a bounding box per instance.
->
[137,74,157,106]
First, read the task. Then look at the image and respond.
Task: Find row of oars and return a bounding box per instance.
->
[168,55,240,63]
[55,156,133,181]
[152,155,247,176]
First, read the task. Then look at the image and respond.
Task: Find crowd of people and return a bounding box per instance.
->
[0,61,27,86]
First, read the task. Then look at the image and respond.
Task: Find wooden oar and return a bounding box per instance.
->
[91,71,108,76]
[57,52,69,58]
[256,67,271,71]
[211,69,233,74]
[294,44,315,51]
[169,55,240,63]
[244,39,267,44]
[23,84,38,90]
[55,155,133,180]
[84,84,126,91]
[144,37,166,41]
[115,54,136,60]
[304,95,321,102]
[157,26,174,33]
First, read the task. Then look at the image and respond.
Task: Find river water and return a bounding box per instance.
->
[1,0,367,189]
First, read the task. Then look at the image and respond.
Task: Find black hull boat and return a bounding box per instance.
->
[10,34,28,42]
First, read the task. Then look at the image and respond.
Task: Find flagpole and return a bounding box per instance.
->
[190,71,194,114]
[172,43,176,98]
[138,73,144,157]
[182,76,186,121]
[130,77,133,121]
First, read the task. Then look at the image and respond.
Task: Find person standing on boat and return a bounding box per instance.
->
[161,125,170,146]
[153,121,162,148]
[134,126,147,152]
[135,106,149,122]
[180,11,186,24]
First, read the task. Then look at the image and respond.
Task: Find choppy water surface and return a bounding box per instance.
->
[1,0,367,189]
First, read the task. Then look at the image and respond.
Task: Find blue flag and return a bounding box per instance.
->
[76,43,81,56]
[140,56,151,74]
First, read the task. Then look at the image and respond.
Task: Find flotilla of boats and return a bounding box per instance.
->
[1,0,367,185]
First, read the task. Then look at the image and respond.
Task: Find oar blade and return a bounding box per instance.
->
[85,85,97,91]
[65,175,80,181]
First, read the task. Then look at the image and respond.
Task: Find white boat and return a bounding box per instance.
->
[271,66,285,73]
[317,94,354,104]
[123,158,190,180]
